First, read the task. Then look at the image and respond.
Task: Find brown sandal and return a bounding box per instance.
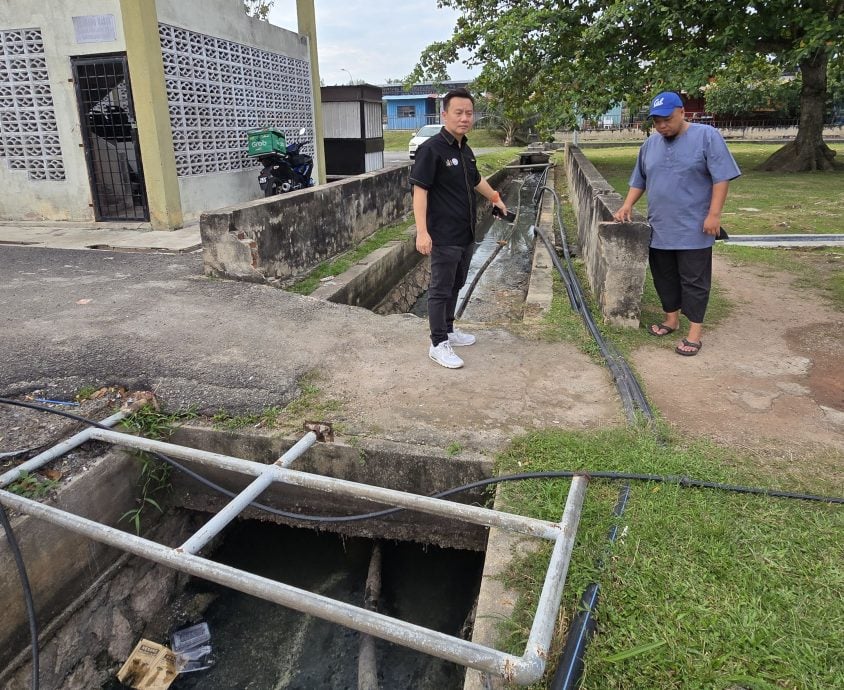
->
[675,338,702,356]
[649,323,677,337]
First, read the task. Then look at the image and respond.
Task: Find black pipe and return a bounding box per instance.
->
[0,504,39,690]
[552,484,631,689]
[3,399,841,513]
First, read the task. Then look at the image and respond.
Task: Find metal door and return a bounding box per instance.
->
[71,54,149,221]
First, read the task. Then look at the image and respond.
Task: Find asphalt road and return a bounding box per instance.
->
[0,243,619,450]
[0,245,387,413]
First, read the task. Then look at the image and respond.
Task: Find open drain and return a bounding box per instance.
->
[106,521,485,689]
[312,170,543,319]
[1,422,587,687]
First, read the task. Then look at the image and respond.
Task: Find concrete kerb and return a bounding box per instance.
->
[564,145,650,327]
[167,425,496,551]
[0,220,201,253]
[523,167,557,321]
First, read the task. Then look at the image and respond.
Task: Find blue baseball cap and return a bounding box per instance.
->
[649,91,684,117]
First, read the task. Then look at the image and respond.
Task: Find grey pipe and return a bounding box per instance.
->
[0,410,126,489]
[0,474,589,685]
[86,428,562,540]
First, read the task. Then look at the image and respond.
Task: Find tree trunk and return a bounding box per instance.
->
[756,50,840,172]
[503,122,516,147]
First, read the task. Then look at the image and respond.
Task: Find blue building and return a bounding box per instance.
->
[381,80,472,130]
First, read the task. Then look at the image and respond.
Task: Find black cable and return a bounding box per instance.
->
[0,503,39,690]
[544,186,655,419]
[553,484,630,690]
[1,397,841,690]
[1,399,841,517]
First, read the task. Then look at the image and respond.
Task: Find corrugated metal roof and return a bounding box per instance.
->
[383,94,437,101]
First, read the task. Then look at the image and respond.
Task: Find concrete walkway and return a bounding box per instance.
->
[0,220,201,252]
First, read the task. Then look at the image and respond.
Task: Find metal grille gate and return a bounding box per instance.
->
[0,424,588,685]
[71,54,149,222]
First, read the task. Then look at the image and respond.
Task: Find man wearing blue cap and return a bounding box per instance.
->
[613,91,741,356]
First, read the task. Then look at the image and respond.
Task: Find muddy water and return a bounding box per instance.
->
[158,521,484,689]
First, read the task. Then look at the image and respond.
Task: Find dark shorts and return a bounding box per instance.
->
[648,247,712,324]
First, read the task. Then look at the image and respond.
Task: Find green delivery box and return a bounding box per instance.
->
[247,128,287,156]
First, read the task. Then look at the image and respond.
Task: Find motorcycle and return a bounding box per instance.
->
[257,128,314,197]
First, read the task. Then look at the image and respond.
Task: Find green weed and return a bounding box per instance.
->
[74,386,99,402]
[119,406,196,440]
[212,406,281,430]
[211,375,342,433]
[288,218,415,295]
[117,406,194,533]
[8,471,59,499]
[120,452,169,535]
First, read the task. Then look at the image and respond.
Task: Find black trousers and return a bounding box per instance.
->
[648,247,712,324]
[428,243,474,346]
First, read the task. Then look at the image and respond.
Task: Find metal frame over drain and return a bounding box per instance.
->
[1,428,588,685]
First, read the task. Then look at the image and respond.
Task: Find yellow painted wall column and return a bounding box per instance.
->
[296,0,326,184]
[119,0,183,229]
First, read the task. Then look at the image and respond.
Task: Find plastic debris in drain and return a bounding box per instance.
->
[170,622,214,674]
[116,639,180,689]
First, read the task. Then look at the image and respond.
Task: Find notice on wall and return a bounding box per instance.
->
[72,14,117,44]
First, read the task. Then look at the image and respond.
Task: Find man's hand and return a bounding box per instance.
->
[416,230,432,255]
[702,213,721,236]
[613,205,634,222]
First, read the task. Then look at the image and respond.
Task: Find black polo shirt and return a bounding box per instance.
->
[409,127,482,246]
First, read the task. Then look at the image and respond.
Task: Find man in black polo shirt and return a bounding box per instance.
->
[409,88,508,369]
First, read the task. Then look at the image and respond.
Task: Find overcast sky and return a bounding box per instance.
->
[266,0,476,85]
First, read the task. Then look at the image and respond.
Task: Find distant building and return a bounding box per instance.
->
[381,80,471,130]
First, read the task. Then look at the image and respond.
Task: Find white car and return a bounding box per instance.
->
[408,124,441,159]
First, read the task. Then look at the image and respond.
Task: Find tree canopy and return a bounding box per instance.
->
[243,0,275,21]
[412,0,844,170]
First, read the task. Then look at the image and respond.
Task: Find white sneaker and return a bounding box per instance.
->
[429,340,464,368]
[448,328,476,347]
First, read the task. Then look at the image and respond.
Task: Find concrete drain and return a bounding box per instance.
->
[116,520,485,689]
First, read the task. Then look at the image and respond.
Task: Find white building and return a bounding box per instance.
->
[0,0,322,229]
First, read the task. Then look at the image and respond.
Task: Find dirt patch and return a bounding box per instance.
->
[631,256,844,458]
[318,324,623,452]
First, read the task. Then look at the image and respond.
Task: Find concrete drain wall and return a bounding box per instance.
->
[310,167,512,316]
[1,431,496,689]
[168,426,494,551]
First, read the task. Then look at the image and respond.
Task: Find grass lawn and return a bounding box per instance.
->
[493,153,844,688]
[495,428,843,690]
[383,126,507,151]
[583,142,844,235]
